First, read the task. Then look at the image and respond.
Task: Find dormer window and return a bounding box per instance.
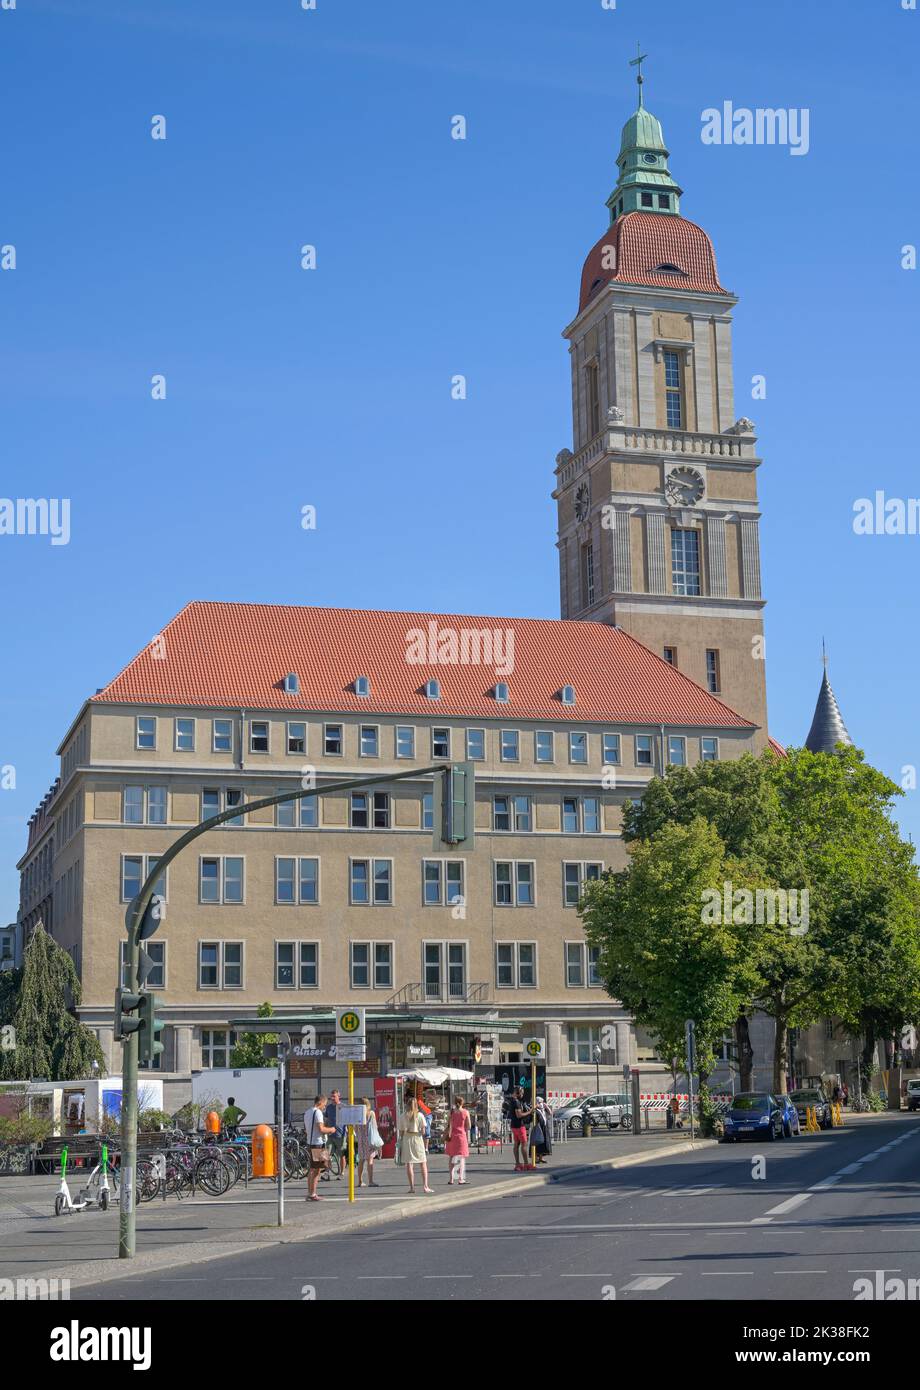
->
[641,192,653,208]
[560,685,576,706]
[653,262,688,276]
[424,679,441,700]
[494,682,510,703]
[354,675,370,698]
[283,672,300,695]
[657,194,670,210]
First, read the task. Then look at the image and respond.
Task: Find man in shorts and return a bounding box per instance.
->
[509,1086,533,1171]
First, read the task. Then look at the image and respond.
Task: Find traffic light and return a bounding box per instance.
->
[433,761,474,849]
[137,991,165,1066]
[114,989,143,1043]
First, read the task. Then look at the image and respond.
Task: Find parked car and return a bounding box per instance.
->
[554,1093,629,1134]
[906,1078,920,1112]
[788,1087,833,1129]
[720,1092,785,1142]
[777,1093,801,1137]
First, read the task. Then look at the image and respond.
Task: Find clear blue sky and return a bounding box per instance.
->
[2,0,918,921]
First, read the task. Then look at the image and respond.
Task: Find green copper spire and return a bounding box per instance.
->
[606,48,683,223]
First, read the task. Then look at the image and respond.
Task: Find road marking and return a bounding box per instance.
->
[774,1270,827,1275]
[761,1193,811,1217]
[662,1185,724,1197]
[358,1275,405,1280]
[423,1274,474,1279]
[621,1275,675,1291]
[701,1271,753,1276]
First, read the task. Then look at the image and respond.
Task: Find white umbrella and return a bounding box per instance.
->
[387,1066,473,1085]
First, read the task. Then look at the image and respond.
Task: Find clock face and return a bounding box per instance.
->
[642,153,658,165]
[574,481,590,521]
[665,466,705,507]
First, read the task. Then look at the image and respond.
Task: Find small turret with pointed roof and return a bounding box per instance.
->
[804,646,853,754]
[606,45,683,223]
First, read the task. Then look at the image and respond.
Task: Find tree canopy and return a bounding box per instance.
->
[0,922,105,1081]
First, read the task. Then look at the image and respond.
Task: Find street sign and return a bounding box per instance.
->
[335,1042,367,1061]
[522,1037,546,1061]
[336,1005,366,1061]
[338,1104,365,1127]
[138,894,166,940]
[408,1044,436,1059]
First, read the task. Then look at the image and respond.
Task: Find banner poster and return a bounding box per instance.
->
[372,1076,398,1159]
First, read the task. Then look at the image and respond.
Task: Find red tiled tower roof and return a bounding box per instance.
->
[89,601,756,730]
[578,211,728,313]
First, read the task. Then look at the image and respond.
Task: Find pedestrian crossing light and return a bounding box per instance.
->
[137,991,165,1066]
[434,762,474,850]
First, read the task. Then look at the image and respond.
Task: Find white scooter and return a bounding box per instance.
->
[54,1143,116,1215]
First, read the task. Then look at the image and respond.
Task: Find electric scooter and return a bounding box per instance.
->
[54,1143,117,1215]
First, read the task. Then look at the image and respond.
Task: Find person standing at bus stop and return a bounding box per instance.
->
[306,1094,336,1203]
[509,1087,533,1172]
[398,1097,433,1194]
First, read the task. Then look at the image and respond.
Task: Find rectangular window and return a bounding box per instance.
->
[287,721,307,755]
[350,793,369,828]
[569,731,588,765]
[201,1028,238,1067]
[500,729,519,762]
[423,859,464,905]
[495,942,536,989]
[175,718,195,751]
[512,795,531,832]
[324,723,343,756]
[568,1024,600,1065]
[706,649,720,694]
[250,720,269,753]
[374,943,393,988]
[494,861,535,907]
[276,941,295,987]
[373,859,392,904]
[373,792,390,829]
[275,856,319,904]
[123,786,144,824]
[701,736,719,762]
[199,856,243,904]
[396,726,415,759]
[587,946,601,987]
[432,728,450,759]
[136,716,156,750]
[671,528,701,597]
[350,942,370,989]
[203,788,220,821]
[197,942,242,990]
[360,725,379,757]
[121,940,165,990]
[350,859,392,905]
[663,646,677,665]
[276,856,296,904]
[351,790,389,829]
[565,942,585,988]
[300,794,318,827]
[664,349,683,428]
[668,736,686,767]
[350,859,369,905]
[466,728,485,761]
[279,794,318,828]
[581,542,596,608]
[494,862,513,906]
[515,862,534,905]
[602,733,621,765]
[586,360,600,438]
[424,943,442,1001]
[225,788,244,828]
[121,855,142,902]
[223,942,243,987]
[535,730,554,763]
[299,857,319,903]
[562,797,579,834]
[493,796,510,832]
[199,942,219,988]
[583,797,600,833]
[636,735,653,767]
[422,793,433,831]
[300,942,318,988]
[213,718,233,753]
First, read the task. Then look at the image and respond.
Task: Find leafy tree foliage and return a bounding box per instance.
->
[0,922,105,1081]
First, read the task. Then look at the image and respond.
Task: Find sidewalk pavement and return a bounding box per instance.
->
[0,1125,712,1289]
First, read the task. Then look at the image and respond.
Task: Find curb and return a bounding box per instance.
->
[47,1137,717,1291]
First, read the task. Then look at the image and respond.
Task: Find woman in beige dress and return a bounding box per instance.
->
[397,1097,433,1194]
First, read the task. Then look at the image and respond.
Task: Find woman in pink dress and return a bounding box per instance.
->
[445,1095,471,1185]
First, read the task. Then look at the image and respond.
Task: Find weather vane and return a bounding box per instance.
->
[629,42,648,107]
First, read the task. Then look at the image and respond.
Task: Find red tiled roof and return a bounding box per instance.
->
[767,735,787,757]
[578,211,728,312]
[89,601,755,730]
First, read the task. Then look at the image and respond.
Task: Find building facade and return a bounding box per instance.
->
[19,600,761,1102]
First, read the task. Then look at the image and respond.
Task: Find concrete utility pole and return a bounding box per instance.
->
[118,761,456,1260]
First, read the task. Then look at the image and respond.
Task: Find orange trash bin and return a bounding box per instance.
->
[251,1124,277,1177]
[205,1110,221,1135]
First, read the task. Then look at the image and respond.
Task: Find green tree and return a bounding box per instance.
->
[581,818,759,1115]
[586,747,920,1094]
[0,922,105,1081]
[229,1001,278,1068]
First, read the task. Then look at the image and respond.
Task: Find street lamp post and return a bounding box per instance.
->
[118,761,450,1261]
[593,1044,601,1094]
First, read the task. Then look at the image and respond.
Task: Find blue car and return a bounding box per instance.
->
[720,1092,785,1142]
[777,1093,801,1137]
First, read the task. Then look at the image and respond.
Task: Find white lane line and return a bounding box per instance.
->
[774,1270,827,1275]
[358,1275,405,1280]
[761,1193,811,1217]
[423,1274,475,1279]
[839,1164,863,1174]
[621,1275,675,1291]
[701,1271,753,1276]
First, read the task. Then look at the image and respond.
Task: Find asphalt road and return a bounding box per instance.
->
[73,1113,920,1302]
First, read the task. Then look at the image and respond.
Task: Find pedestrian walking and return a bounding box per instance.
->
[306,1093,336,1202]
[397,1097,433,1194]
[508,1086,533,1171]
[533,1096,553,1165]
[842,1082,850,1107]
[357,1097,382,1188]
[445,1095,471,1185]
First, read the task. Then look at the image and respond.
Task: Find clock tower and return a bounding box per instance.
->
[554,73,769,739]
